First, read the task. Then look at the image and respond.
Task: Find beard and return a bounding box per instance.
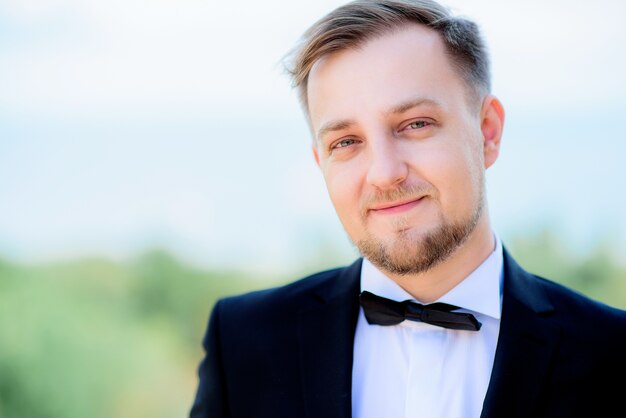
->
[355,183,485,276]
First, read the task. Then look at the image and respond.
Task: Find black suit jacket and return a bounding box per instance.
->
[190,250,626,417]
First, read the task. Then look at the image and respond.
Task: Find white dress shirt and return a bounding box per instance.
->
[352,236,503,418]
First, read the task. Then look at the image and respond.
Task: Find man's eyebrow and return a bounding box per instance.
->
[315,98,441,142]
[385,97,442,115]
[316,119,355,142]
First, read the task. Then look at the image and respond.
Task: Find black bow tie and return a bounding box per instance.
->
[359,291,482,331]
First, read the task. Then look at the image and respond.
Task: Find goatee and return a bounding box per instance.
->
[356,195,484,276]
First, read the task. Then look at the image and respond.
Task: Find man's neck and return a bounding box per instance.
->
[384,216,496,304]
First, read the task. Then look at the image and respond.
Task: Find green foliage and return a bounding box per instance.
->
[507,230,626,309]
[0,234,624,418]
[0,251,269,418]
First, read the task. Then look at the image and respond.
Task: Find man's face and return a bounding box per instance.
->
[307,24,502,275]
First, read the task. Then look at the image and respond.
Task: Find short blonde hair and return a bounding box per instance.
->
[285,0,491,114]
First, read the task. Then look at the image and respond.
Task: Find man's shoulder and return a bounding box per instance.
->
[532,272,626,321]
[215,259,362,320]
[226,265,346,303]
[504,248,626,337]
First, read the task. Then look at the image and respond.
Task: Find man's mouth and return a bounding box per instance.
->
[369,196,425,215]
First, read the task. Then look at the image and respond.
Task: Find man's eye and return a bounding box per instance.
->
[407,120,429,129]
[333,138,357,149]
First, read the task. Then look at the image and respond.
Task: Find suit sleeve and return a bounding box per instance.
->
[189,300,229,418]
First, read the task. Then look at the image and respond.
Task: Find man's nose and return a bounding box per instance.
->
[365,136,408,189]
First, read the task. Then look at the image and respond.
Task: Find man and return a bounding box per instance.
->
[190,1,626,417]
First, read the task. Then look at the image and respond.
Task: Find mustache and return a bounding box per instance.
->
[362,183,432,212]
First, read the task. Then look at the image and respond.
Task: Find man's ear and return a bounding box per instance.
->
[312,142,321,167]
[480,95,505,169]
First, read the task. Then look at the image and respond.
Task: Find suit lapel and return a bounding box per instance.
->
[298,259,362,418]
[480,249,561,418]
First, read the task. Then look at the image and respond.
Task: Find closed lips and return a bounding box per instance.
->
[370,196,425,213]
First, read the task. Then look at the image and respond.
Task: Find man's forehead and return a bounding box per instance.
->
[306,25,458,131]
[307,23,442,86]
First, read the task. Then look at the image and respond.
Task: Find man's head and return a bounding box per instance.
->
[287,0,504,276]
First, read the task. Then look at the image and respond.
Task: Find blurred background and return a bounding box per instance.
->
[1,0,625,417]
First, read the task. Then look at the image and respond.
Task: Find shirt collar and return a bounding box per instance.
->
[360,234,503,320]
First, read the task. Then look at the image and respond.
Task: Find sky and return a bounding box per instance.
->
[1,0,625,273]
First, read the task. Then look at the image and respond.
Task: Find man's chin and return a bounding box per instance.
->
[355,217,478,276]
[355,230,435,276]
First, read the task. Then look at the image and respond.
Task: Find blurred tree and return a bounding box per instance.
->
[508,229,626,309]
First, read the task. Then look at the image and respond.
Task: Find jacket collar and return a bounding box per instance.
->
[480,248,560,418]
